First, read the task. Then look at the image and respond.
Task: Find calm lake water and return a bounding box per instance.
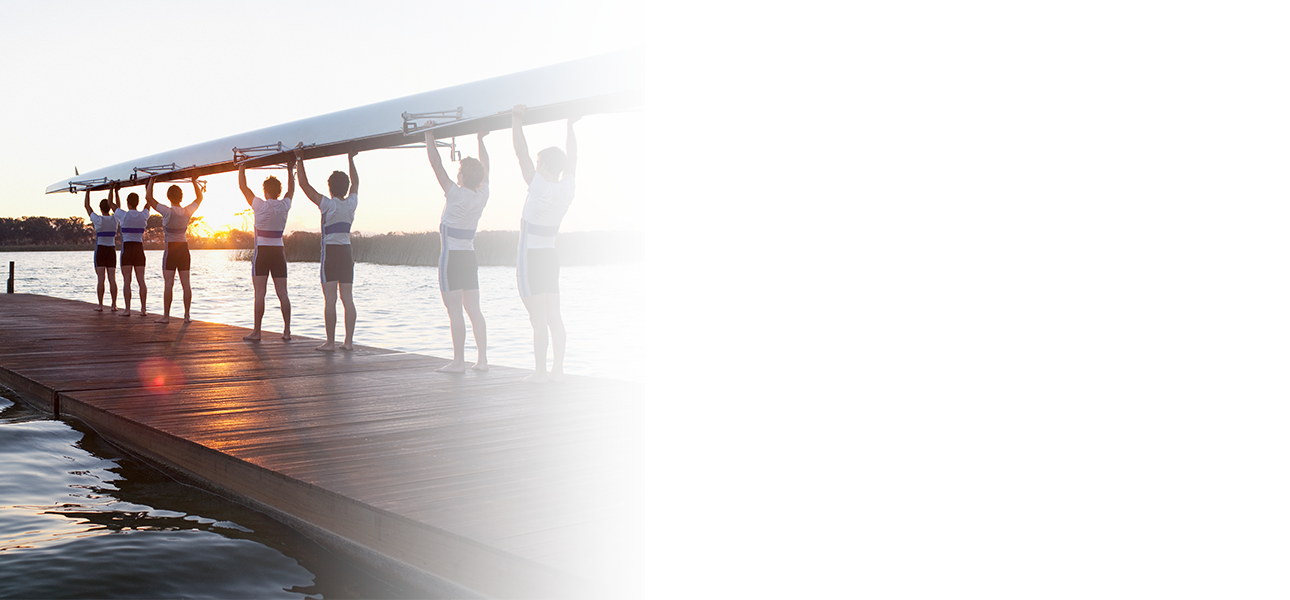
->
[0,249,644,379]
[0,249,644,598]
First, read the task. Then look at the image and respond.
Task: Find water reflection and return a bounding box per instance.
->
[0,393,430,599]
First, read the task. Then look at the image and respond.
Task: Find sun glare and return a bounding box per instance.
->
[192,171,257,234]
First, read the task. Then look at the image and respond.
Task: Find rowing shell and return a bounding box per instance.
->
[47,49,642,194]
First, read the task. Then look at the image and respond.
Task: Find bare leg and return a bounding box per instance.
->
[156,269,175,323]
[108,268,118,311]
[272,276,291,340]
[339,283,356,350]
[121,267,134,316]
[179,270,192,322]
[135,265,147,316]
[521,293,549,383]
[317,281,338,351]
[244,275,268,340]
[95,266,107,311]
[463,288,488,371]
[545,293,565,382]
[436,289,468,373]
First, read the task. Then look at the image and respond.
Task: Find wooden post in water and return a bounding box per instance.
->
[7,261,13,293]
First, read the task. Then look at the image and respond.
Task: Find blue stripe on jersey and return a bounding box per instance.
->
[443,225,475,240]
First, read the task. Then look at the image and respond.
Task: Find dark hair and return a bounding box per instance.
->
[327,171,350,199]
[459,157,485,190]
[537,147,566,176]
[99,198,113,214]
[263,176,282,199]
[166,185,183,203]
[126,192,140,209]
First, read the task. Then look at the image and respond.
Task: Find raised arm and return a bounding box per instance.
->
[295,148,324,207]
[565,116,579,179]
[111,182,122,211]
[144,178,157,210]
[347,152,359,197]
[512,104,535,185]
[83,188,93,217]
[189,177,204,214]
[478,127,490,183]
[284,159,296,201]
[238,163,255,205]
[425,128,453,194]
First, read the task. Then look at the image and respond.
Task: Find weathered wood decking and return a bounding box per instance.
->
[0,293,636,598]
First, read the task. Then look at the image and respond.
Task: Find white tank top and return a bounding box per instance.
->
[319,193,357,245]
[116,208,149,243]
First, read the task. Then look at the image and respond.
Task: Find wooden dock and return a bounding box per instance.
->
[0,293,637,598]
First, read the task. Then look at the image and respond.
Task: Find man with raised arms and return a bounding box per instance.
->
[295,148,359,352]
[84,187,119,312]
[511,105,579,383]
[239,160,295,341]
[114,182,149,317]
[145,176,203,324]
[425,125,490,372]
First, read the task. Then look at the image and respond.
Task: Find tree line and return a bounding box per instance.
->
[0,216,98,246]
[0,216,640,264]
[0,215,250,249]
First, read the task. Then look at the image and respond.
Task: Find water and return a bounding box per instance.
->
[0,250,644,598]
[0,391,415,598]
[0,249,644,379]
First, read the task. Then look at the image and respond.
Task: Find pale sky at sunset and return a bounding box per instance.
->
[0,1,651,235]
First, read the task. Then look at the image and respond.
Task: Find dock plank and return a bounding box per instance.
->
[0,293,635,598]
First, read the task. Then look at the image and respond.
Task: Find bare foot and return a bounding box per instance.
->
[435,361,468,373]
[94,307,103,312]
[139,308,147,317]
[522,372,548,383]
[120,310,132,317]
[471,361,489,372]
[183,315,192,323]
[110,306,118,312]
[315,342,336,352]
[154,316,170,324]
[340,342,354,351]
[282,329,291,341]
[243,331,261,341]
[549,371,565,383]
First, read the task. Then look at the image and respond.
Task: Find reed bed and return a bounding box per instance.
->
[233,230,641,266]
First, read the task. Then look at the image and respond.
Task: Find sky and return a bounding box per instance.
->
[0,1,652,235]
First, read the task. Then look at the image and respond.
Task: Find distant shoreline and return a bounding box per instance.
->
[0,230,643,267]
[0,242,251,252]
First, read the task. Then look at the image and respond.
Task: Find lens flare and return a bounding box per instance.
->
[137,357,185,394]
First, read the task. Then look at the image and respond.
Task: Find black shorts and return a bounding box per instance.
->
[163,242,191,271]
[526,248,560,295]
[445,250,479,291]
[94,245,117,269]
[253,246,288,278]
[120,241,146,267]
[322,244,353,284]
